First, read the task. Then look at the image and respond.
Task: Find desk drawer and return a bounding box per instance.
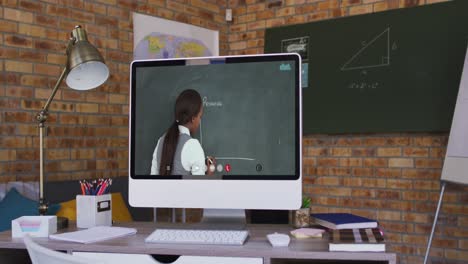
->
[73,252,262,264]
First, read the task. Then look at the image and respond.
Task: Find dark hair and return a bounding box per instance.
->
[159,89,202,175]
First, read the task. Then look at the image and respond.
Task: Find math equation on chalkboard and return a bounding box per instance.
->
[348,82,379,90]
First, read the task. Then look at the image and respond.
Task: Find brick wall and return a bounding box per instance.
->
[226,0,467,263]
[0,0,467,263]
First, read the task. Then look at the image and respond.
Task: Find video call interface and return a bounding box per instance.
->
[131,56,299,180]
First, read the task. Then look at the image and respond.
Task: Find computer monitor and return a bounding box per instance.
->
[129,53,302,223]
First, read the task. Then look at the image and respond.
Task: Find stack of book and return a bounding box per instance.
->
[311,213,385,252]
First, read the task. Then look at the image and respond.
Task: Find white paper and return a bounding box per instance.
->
[49,226,137,244]
[446,47,468,158]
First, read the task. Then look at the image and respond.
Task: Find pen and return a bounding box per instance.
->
[80,181,85,195]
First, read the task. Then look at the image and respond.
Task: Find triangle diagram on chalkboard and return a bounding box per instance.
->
[341,28,390,71]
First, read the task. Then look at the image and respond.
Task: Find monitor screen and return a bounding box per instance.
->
[129,53,302,210]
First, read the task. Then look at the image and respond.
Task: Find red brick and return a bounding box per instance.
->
[377,211,401,221]
[429,147,446,158]
[350,188,374,197]
[376,190,401,199]
[5,60,33,73]
[4,112,34,123]
[0,150,16,161]
[265,18,284,28]
[377,147,402,156]
[339,158,362,167]
[387,179,412,189]
[4,7,33,23]
[364,137,410,146]
[329,167,351,176]
[374,2,389,12]
[306,147,328,156]
[349,4,373,15]
[330,147,352,156]
[403,147,429,157]
[0,20,18,33]
[303,137,332,146]
[342,174,362,185]
[71,149,95,159]
[247,3,265,13]
[331,8,346,18]
[5,34,33,48]
[276,7,295,16]
[60,91,83,102]
[6,87,33,98]
[351,147,375,156]
[316,176,340,185]
[361,178,386,188]
[388,158,413,168]
[402,169,440,180]
[0,124,15,135]
[375,168,401,177]
[413,180,440,191]
[352,167,374,177]
[317,158,339,167]
[307,11,329,21]
[296,4,316,14]
[46,149,71,160]
[412,136,447,146]
[19,50,46,63]
[333,138,362,146]
[256,10,275,19]
[415,158,442,169]
[363,158,387,167]
[35,14,58,27]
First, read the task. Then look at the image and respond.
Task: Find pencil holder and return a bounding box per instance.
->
[76,194,112,228]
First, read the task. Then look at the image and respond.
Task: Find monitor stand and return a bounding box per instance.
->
[199,209,246,230]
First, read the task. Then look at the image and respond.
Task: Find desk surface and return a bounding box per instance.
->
[0,222,396,264]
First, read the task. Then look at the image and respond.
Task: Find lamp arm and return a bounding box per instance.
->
[35,36,74,215]
[39,68,68,116]
[38,37,75,117]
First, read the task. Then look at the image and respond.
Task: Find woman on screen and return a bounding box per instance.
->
[150,89,214,176]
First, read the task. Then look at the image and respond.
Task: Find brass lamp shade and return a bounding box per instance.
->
[65,26,109,90]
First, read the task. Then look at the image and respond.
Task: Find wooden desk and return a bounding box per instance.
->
[0,222,396,264]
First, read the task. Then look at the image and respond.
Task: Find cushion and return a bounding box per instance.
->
[56,199,77,221]
[56,192,132,223]
[111,192,133,222]
[0,188,60,232]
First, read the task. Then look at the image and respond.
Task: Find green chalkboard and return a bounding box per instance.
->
[265,0,468,134]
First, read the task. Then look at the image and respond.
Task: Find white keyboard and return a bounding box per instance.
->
[145,229,249,245]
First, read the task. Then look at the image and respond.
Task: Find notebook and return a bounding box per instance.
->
[329,228,385,252]
[311,213,377,229]
[49,226,137,244]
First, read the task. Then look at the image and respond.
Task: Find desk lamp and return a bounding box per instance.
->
[36,25,109,215]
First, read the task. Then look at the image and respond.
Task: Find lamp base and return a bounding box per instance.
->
[57,216,69,230]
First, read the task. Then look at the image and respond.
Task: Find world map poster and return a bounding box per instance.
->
[133,12,219,60]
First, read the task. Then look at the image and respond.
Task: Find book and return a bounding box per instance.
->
[49,226,137,244]
[329,228,385,252]
[290,228,326,238]
[311,213,377,229]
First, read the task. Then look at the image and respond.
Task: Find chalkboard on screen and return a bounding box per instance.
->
[265,0,468,134]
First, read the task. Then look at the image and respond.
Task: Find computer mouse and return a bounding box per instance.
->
[267,232,290,247]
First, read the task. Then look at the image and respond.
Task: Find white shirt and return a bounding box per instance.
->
[150,125,206,175]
